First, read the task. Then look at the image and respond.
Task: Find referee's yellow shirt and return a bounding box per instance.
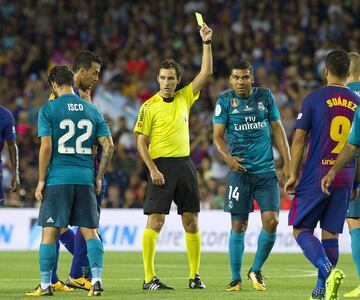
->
[134,83,199,159]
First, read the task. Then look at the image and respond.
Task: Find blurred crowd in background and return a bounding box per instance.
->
[1,0,359,209]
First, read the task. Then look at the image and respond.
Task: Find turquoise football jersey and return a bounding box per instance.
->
[348,82,360,146]
[348,82,360,97]
[38,94,111,186]
[212,87,280,174]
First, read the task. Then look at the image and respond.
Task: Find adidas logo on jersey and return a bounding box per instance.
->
[243,105,253,112]
[46,217,54,223]
[231,108,239,114]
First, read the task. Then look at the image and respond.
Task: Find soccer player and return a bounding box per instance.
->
[26,66,113,296]
[285,50,360,300]
[48,51,104,292]
[134,24,212,290]
[0,106,20,206]
[326,52,360,299]
[65,50,104,291]
[212,60,291,292]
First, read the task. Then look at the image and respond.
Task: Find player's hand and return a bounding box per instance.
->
[150,168,165,186]
[350,188,359,201]
[278,164,291,183]
[200,24,212,42]
[35,181,45,201]
[78,88,92,102]
[284,174,299,195]
[95,177,102,195]
[283,163,291,182]
[321,170,335,196]
[9,175,20,193]
[225,156,247,172]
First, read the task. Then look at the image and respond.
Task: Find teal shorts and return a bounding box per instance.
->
[347,196,360,219]
[38,184,99,228]
[224,171,280,215]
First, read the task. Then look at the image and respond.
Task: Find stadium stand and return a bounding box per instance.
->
[1,0,359,208]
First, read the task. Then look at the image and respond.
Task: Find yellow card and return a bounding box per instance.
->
[195,12,204,26]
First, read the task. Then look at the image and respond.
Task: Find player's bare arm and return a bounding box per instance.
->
[92,144,98,161]
[136,133,165,186]
[96,135,114,195]
[6,140,20,192]
[321,142,358,195]
[213,123,247,172]
[191,24,213,95]
[285,128,307,194]
[270,120,291,182]
[35,136,52,201]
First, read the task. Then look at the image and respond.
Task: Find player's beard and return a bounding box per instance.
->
[79,80,91,91]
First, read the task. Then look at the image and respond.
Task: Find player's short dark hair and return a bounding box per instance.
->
[73,50,102,72]
[232,60,254,74]
[158,59,182,78]
[325,50,350,79]
[48,66,74,87]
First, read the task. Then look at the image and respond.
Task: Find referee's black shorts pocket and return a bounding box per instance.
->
[174,159,200,214]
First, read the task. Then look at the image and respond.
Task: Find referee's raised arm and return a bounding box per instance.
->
[191,24,213,95]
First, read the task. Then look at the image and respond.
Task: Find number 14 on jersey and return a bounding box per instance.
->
[228,185,240,201]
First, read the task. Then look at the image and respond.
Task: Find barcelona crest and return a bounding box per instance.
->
[231,98,239,107]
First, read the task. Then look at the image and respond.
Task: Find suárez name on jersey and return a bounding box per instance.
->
[234,117,267,131]
[326,97,357,111]
[67,103,84,111]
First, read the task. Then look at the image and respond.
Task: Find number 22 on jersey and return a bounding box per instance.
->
[58,119,93,154]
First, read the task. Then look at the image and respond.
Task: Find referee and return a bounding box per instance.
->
[134,24,213,290]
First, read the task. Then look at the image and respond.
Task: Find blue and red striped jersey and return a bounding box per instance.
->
[295,86,360,190]
[0,106,16,169]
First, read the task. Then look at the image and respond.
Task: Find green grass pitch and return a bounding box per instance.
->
[0,251,357,299]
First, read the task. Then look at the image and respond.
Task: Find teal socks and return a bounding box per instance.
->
[229,230,245,281]
[39,243,56,288]
[351,228,360,278]
[86,238,104,282]
[252,229,276,271]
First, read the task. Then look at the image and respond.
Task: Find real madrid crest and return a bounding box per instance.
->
[258,101,265,111]
[231,98,239,107]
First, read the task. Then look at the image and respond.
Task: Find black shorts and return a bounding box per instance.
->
[38,184,99,228]
[144,157,200,215]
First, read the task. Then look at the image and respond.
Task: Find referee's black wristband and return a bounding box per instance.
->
[203,40,212,44]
